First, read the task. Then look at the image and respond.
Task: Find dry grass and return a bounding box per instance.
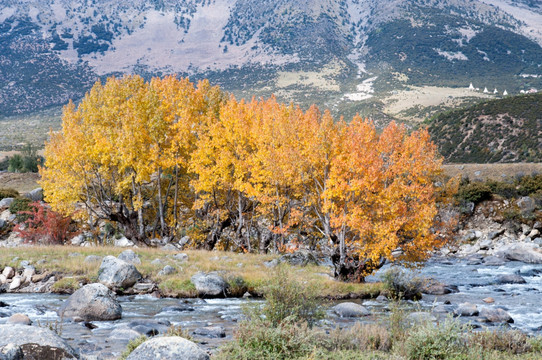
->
[443,163,542,181]
[0,172,40,193]
[0,246,383,298]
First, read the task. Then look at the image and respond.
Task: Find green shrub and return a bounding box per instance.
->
[487,181,517,199]
[326,322,392,352]
[0,188,19,201]
[119,335,147,360]
[405,316,467,360]
[517,174,542,196]
[256,266,325,327]
[8,198,32,221]
[381,267,423,300]
[456,182,492,204]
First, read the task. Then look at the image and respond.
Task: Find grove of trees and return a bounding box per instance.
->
[41,75,443,281]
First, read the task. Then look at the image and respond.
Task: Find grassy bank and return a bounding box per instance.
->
[0,246,383,298]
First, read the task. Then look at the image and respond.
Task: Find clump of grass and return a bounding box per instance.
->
[119,335,147,360]
[165,325,192,340]
[468,329,534,354]
[327,322,392,352]
[51,277,80,293]
[381,267,423,300]
[0,188,19,200]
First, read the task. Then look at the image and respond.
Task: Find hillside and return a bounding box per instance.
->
[428,92,542,163]
[1,0,542,124]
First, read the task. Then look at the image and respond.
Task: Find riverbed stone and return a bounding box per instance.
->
[118,250,141,265]
[7,314,31,326]
[98,256,142,289]
[483,256,506,266]
[158,265,176,276]
[332,302,370,317]
[110,328,142,341]
[0,275,6,285]
[126,336,209,360]
[8,277,21,291]
[495,243,542,263]
[496,274,526,284]
[421,279,458,295]
[21,266,35,283]
[0,324,77,359]
[482,297,495,304]
[128,319,171,336]
[479,307,513,323]
[0,343,23,360]
[191,272,229,297]
[454,303,479,317]
[2,267,14,280]
[193,326,226,338]
[58,283,122,321]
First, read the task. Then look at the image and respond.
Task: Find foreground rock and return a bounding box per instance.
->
[332,302,370,317]
[126,336,209,360]
[0,324,77,359]
[98,256,142,289]
[191,272,229,297]
[58,283,122,321]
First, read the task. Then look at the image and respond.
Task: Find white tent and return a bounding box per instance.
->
[483,87,489,93]
[469,83,475,90]
[493,88,498,94]
[503,90,508,96]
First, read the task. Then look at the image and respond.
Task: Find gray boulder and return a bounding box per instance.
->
[454,303,479,317]
[6,314,31,326]
[128,319,171,337]
[0,344,23,360]
[496,274,526,284]
[173,253,188,262]
[193,326,226,338]
[84,255,103,263]
[191,272,229,297]
[98,256,142,289]
[0,324,77,359]
[495,243,542,264]
[421,279,458,295]
[126,336,209,360]
[517,197,535,215]
[118,250,141,265]
[479,307,513,323]
[483,256,506,266]
[0,198,14,209]
[158,265,176,276]
[110,328,142,341]
[332,302,370,317]
[150,259,163,266]
[2,267,14,280]
[24,188,43,202]
[58,283,122,321]
[114,236,135,247]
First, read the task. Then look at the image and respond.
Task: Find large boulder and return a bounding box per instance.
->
[496,274,526,285]
[454,303,479,317]
[98,256,141,289]
[191,272,229,297]
[24,188,43,202]
[479,307,513,323]
[0,324,77,359]
[118,250,141,265]
[58,283,122,321]
[332,302,370,317]
[126,336,209,360]
[495,243,542,264]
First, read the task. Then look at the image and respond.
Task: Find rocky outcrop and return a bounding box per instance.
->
[98,256,141,289]
[58,283,122,321]
[191,272,229,297]
[0,324,77,359]
[495,243,542,264]
[125,336,209,360]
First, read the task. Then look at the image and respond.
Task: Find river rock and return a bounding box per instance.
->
[495,243,542,263]
[128,319,171,336]
[7,314,31,326]
[110,328,142,341]
[421,279,458,295]
[0,324,77,359]
[496,274,526,284]
[0,343,23,360]
[2,267,14,280]
[0,275,6,285]
[8,277,21,291]
[279,250,319,267]
[84,255,103,263]
[58,283,122,321]
[193,326,226,338]
[482,297,495,304]
[160,305,195,313]
[118,250,141,265]
[126,336,209,360]
[483,256,506,266]
[454,303,479,317]
[158,265,176,276]
[479,307,513,323]
[332,302,370,317]
[98,256,142,289]
[191,272,229,297]
[24,188,43,202]
[21,267,35,283]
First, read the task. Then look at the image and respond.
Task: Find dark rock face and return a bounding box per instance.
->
[58,283,122,321]
[125,336,209,360]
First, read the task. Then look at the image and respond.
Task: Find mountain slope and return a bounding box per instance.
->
[1,0,542,118]
[428,92,542,163]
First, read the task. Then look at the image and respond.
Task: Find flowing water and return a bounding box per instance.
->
[1,257,541,358]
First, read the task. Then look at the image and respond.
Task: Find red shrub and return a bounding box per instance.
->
[14,202,79,245]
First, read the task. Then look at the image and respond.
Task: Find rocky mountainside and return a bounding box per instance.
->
[1,0,542,118]
[428,92,542,163]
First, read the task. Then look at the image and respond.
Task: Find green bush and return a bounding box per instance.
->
[517,174,542,196]
[456,182,493,204]
[405,316,467,360]
[0,188,19,201]
[256,266,325,327]
[487,181,517,199]
[8,197,32,221]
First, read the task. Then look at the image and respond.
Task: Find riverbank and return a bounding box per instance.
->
[0,246,383,299]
